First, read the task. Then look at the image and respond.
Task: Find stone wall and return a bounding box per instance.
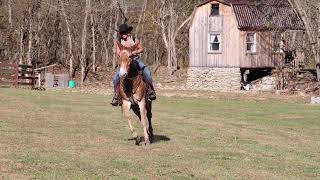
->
[251,76,277,91]
[186,67,241,91]
[311,96,320,105]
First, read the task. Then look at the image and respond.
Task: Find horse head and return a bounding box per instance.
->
[116,41,140,79]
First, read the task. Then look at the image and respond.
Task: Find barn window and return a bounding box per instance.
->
[246,32,256,53]
[209,33,221,53]
[210,4,219,16]
[273,32,283,53]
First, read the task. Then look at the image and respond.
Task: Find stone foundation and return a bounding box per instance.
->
[311,96,320,105]
[186,67,241,91]
[251,76,277,91]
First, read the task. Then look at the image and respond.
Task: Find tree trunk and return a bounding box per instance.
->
[91,11,96,73]
[135,0,147,36]
[289,0,320,81]
[34,7,42,67]
[6,0,12,62]
[159,11,170,73]
[19,27,24,64]
[167,24,171,74]
[112,10,119,69]
[157,1,191,75]
[27,8,33,65]
[80,0,90,84]
[98,13,112,67]
[60,0,74,78]
[106,14,113,66]
[102,38,109,67]
[317,4,320,81]
[7,0,12,29]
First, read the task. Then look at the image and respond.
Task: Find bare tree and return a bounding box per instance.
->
[154,0,192,75]
[26,7,33,65]
[91,8,96,73]
[60,0,74,77]
[80,0,91,84]
[112,9,119,69]
[0,0,203,82]
[289,0,320,81]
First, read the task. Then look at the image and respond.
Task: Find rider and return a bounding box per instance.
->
[111,23,156,106]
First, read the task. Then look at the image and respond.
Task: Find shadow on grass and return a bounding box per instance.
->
[128,134,171,145]
[152,134,171,143]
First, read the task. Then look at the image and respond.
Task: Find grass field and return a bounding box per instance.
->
[0,88,319,179]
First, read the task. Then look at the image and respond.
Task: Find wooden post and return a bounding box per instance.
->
[31,65,35,89]
[317,63,320,82]
[37,73,41,87]
[14,64,19,88]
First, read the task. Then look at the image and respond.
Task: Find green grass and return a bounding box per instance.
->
[0,88,319,179]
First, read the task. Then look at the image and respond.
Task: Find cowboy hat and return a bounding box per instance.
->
[118,23,133,34]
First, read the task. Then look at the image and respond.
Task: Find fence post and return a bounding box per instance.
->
[14,64,19,88]
[31,65,35,89]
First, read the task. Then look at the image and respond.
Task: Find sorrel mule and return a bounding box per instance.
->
[116,41,154,145]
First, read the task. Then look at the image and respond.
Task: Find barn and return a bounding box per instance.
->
[187,0,305,91]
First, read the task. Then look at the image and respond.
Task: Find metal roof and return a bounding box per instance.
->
[233,4,305,30]
[196,0,305,31]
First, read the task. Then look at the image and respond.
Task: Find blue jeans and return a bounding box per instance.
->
[112,57,153,90]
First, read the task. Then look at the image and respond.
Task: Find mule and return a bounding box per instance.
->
[116,41,154,145]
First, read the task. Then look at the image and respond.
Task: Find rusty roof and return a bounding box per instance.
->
[233,4,305,30]
[198,0,291,7]
[197,0,305,31]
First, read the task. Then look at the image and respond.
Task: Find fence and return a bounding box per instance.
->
[0,63,19,88]
[0,63,38,88]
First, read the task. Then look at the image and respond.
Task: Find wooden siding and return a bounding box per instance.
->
[189,2,289,68]
[190,5,208,67]
[239,31,283,68]
[190,2,242,67]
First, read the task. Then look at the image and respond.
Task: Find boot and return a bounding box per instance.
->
[111,88,122,106]
[147,83,156,101]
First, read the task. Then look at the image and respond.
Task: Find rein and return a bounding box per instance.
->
[122,73,143,94]
[119,56,145,103]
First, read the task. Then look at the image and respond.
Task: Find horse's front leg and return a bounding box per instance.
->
[138,99,150,145]
[122,100,139,145]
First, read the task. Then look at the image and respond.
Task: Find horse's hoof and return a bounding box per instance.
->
[135,137,141,146]
[144,139,151,146]
[148,132,154,143]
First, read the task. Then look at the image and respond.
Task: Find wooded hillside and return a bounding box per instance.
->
[0,0,319,82]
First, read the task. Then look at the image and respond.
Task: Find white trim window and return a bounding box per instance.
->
[246,32,256,53]
[209,33,222,53]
